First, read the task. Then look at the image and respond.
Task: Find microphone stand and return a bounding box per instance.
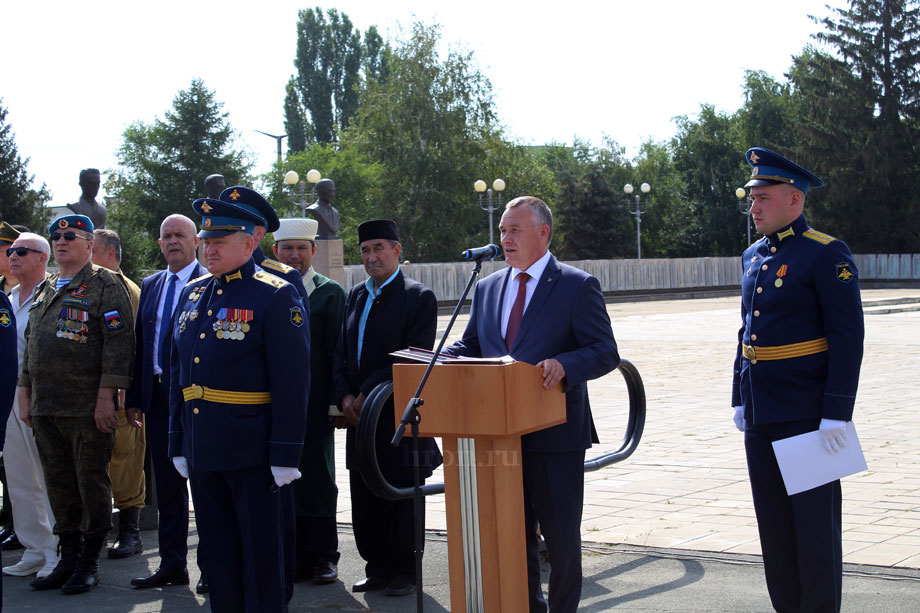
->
[392,254,489,613]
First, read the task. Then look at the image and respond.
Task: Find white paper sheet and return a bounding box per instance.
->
[771,422,868,496]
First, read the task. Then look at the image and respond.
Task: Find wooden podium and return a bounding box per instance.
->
[393,361,566,613]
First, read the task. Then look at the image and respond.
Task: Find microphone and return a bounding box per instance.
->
[461,244,500,260]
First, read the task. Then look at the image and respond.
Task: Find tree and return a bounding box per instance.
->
[790,0,920,251]
[285,8,386,149]
[342,21,507,262]
[0,99,50,231]
[107,79,251,278]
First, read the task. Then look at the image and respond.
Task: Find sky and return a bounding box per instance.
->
[2,0,842,209]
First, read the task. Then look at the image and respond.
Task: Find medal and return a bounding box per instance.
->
[216,330,224,339]
[189,310,198,321]
[775,278,783,288]
[775,264,788,289]
[241,323,250,333]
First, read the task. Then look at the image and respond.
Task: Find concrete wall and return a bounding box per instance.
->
[343,254,920,301]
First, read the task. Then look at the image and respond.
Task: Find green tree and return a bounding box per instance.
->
[107,79,251,279]
[0,99,50,231]
[790,0,920,251]
[342,21,506,262]
[671,105,749,257]
[285,8,385,149]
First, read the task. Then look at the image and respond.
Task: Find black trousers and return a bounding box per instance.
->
[746,420,842,613]
[349,468,421,583]
[523,449,586,613]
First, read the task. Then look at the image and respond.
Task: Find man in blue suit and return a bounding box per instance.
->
[445,196,619,613]
[125,214,208,591]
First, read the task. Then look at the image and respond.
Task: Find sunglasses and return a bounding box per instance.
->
[5,246,42,257]
[50,231,88,242]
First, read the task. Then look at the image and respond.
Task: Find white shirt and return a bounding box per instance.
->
[500,250,552,338]
[153,260,200,374]
[9,282,42,377]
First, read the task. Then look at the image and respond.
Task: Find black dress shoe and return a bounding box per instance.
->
[385,581,415,597]
[196,575,209,594]
[352,575,388,592]
[131,566,190,588]
[2,531,23,551]
[313,560,338,584]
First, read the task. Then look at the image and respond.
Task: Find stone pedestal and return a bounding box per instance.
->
[314,238,345,286]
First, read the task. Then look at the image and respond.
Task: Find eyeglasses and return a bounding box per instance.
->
[50,231,88,242]
[5,246,42,257]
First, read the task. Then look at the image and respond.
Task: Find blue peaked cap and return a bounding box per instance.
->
[744,148,824,194]
[192,197,263,238]
[218,186,280,232]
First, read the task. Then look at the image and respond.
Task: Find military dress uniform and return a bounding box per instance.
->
[732,149,864,613]
[168,196,309,612]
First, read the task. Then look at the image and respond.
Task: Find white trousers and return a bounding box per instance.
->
[4,398,57,564]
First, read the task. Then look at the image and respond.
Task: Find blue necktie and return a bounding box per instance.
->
[157,274,178,371]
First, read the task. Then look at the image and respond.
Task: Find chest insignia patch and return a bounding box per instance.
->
[104,310,124,330]
[836,262,855,284]
[290,306,304,327]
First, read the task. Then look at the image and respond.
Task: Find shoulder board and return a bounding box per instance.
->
[260,258,294,274]
[186,273,213,286]
[803,229,836,245]
[254,270,289,288]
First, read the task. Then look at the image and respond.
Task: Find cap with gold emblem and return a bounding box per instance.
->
[744,148,824,194]
[218,186,280,232]
[192,197,263,239]
[0,221,22,245]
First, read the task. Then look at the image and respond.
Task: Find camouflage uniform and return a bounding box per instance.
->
[18,261,135,538]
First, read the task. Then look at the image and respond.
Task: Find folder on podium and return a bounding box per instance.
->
[393,360,565,613]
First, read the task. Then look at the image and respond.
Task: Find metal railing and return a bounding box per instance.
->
[355,359,646,500]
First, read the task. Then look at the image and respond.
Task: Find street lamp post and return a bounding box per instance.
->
[284,169,322,215]
[474,178,506,245]
[623,182,651,260]
[254,130,287,166]
[736,187,751,246]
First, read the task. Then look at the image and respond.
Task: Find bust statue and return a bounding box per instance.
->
[68,168,107,228]
[205,174,226,199]
[305,179,340,239]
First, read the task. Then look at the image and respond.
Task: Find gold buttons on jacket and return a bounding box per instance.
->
[756,287,763,294]
[753,310,761,317]
[770,246,777,253]
[761,264,768,271]
[199,333,206,339]
[207,310,213,316]
[193,408,199,415]
[751,359,757,365]
[194,357,200,364]
[216,289,223,295]
[751,334,758,341]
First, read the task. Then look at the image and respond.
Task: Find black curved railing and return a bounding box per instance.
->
[356,359,646,501]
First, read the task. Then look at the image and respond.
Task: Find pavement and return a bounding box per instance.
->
[3,288,919,611]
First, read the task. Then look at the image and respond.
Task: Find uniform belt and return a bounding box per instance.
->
[182,384,271,404]
[741,337,828,362]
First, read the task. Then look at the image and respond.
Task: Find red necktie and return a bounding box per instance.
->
[505,272,530,349]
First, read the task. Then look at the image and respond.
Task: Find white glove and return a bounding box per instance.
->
[732,406,745,432]
[271,466,302,488]
[819,419,848,454]
[172,456,189,479]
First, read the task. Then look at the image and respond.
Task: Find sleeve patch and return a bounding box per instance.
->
[0,308,11,327]
[290,306,304,327]
[836,262,855,284]
[104,310,125,330]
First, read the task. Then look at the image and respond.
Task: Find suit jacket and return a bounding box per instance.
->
[447,255,620,453]
[332,269,441,482]
[125,262,206,414]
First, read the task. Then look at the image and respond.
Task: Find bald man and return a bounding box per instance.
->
[125,215,208,591]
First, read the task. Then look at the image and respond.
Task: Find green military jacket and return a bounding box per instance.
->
[19,261,135,416]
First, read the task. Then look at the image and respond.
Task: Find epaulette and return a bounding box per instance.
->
[186,273,213,286]
[803,229,836,245]
[254,270,288,288]
[259,258,295,274]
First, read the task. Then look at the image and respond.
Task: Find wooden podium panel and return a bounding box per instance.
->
[393,361,565,612]
[392,361,565,438]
